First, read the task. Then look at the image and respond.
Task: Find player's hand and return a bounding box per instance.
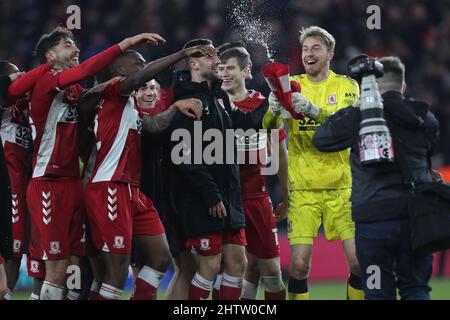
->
[184,45,218,58]
[274,201,288,223]
[352,99,361,108]
[209,201,227,219]
[174,98,203,120]
[8,72,25,82]
[292,92,320,120]
[269,92,291,119]
[432,169,444,183]
[119,33,166,50]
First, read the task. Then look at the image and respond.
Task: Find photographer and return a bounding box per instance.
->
[312,56,439,300]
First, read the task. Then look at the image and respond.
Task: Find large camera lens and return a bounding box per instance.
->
[348,54,384,81]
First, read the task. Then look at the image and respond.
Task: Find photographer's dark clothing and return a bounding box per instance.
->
[312,91,439,223]
[165,75,268,238]
[313,90,438,300]
[355,219,433,299]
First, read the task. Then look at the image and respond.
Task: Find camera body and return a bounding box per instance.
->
[348,55,395,166]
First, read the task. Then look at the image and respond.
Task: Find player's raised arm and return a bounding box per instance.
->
[6,64,50,100]
[56,33,166,89]
[120,45,216,96]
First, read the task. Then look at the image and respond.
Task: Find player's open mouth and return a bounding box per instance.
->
[306,60,317,66]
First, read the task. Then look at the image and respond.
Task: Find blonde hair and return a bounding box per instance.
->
[299,26,336,52]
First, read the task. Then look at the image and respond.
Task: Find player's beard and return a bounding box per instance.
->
[58,54,79,69]
[305,59,328,77]
[205,68,219,82]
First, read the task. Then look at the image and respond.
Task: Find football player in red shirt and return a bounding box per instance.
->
[84,46,212,300]
[9,26,165,300]
[217,48,288,300]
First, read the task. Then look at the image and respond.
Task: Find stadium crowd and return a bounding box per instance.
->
[0,0,449,162]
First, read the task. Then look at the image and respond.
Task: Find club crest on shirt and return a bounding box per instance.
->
[30,260,40,273]
[13,240,22,253]
[327,94,337,105]
[113,236,125,249]
[200,238,211,251]
[49,241,61,254]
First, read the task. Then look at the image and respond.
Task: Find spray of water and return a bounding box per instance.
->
[227,0,275,62]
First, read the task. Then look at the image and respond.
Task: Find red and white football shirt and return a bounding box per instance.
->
[0,106,31,195]
[234,90,287,200]
[89,81,143,186]
[28,71,85,179]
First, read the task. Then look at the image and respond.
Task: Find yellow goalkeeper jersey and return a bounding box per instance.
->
[264,70,359,190]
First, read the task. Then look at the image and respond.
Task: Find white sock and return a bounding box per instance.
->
[191,273,213,291]
[3,288,12,300]
[40,281,64,300]
[29,293,40,300]
[213,274,223,291]
[90,280,101,293]
[99,283,123,300]
[137,266,164,288]
[66,290,81,300]
[241,279,259,299]
[221,273,242,288]
[262,273,285,292]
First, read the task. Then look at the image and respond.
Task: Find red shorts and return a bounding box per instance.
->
[85,182,137,254]
[0,255,4,264]
[27,256,46,279]
[133,191,165,236]
[11,193,27,258]
[186,227,247,256]
[27,179,86,260]
[243,196,280,259]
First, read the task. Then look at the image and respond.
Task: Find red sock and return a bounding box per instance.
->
[220,286,241,300]
[220,274,242,300]
[265,289,286,300]
[188,273,213,300]
[130,278,157,300]
[88,291,100,300]
[189,284,210,300]
[88,280,101,300]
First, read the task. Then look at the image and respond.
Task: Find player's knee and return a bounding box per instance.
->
[151,254,171,273]
[291,257,310,278]
[245,258,259,274]
[225,255,247,276]
[262,263,282,278]
[46,261,70,285]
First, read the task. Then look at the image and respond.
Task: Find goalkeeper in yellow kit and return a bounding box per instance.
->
[264,26,364,300]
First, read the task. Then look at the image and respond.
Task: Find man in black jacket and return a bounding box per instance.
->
[312,56,439,299]
[166,38,268,300]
